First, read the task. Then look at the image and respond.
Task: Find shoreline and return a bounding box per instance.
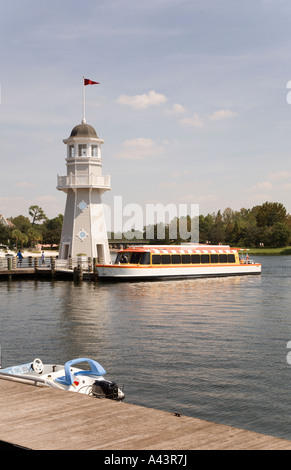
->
[247,246,291,256]
[1,246,291,259]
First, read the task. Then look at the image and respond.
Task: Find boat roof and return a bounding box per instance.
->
[119,245,240,254]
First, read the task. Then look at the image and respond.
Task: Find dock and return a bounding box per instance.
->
[0,379,291,450]
[0,267,82,281]
[0,255,97,281]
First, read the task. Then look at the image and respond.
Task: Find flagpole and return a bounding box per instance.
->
[82,76,86,123]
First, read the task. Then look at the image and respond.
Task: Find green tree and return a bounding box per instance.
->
[199,214,215,243]
[270,222,291,247]
[255,202,287,227]
[27,227,43,248]
[205,211,225,244]
[0,222,12,246]
[42,214,63,247]
[11,229,25,250]
[29,205,47,225]
[10,215,31,234]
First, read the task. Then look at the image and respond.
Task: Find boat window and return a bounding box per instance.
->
[119,252,131,263]
[130,252,142,264]
[140,252,150,265]
[227,254,235,263]
[172,254,181,264]
[201,254,209,264]
[181,254,191,264]
[191,254,200,264]
[152,254,161,264]
[210,254,219,263]
[115,253,122,263]
[219,254,227,263]
[161,254,171,264]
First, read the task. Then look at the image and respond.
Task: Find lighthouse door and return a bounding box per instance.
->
[63,244,70,260]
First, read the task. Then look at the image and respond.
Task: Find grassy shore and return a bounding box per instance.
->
[246,246,291,255]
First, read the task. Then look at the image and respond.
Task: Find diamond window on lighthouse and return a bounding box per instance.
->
[78,200,88,211]
[77,228,88,241]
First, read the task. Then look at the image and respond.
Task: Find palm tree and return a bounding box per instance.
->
[11,229,23,250]
[27,228,43,250]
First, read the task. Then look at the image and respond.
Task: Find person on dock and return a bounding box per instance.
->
[16,250,23,266]
[41,251,45,266]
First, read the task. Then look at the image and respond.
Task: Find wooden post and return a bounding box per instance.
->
[51,257,56,279]
[73,265,83,281]
[93,257,97,274]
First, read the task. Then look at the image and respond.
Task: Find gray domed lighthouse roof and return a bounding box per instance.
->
[70,122,98,138]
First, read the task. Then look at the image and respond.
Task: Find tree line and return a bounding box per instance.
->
[0,201,290,251]
[198,202,291,247]
[0,205,63,250]
[116,201,291,247]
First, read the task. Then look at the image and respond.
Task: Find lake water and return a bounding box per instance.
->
[1,255,291,441]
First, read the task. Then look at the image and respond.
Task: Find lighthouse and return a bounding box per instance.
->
[57,118,111,264]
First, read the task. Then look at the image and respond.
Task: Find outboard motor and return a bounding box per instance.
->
[92,379,119,400]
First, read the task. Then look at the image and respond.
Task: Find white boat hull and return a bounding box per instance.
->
[96,263,262,281]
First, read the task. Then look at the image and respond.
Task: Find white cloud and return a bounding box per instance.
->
[252,181,273,190]
[171,170,188,178]
[178,108,238,129]
[164,103,186,115]
[209,109,238,120]
[13,181,38,188]
[159,181,180,190]
[115,138,165,160]
[36,195,59,203]
[267,171,291,180]
[117,90,167,109]
[179,113,204,128]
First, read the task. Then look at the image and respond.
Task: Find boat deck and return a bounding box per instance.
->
[0,378,290,450]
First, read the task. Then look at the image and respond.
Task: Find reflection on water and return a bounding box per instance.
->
[1,256,291,440]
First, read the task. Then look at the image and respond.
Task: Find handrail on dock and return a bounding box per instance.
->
[0,255,97,273]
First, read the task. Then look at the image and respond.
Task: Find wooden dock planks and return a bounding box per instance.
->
[0,378,291,450]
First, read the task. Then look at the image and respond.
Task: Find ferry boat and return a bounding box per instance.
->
[0,357,125,401]
[96,244,261,281]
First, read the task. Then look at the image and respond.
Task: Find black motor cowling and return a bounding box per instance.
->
[92,379,119,400]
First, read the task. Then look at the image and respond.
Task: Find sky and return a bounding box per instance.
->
[1,0,291,225]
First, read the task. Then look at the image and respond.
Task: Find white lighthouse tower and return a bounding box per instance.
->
[57,119,111,264]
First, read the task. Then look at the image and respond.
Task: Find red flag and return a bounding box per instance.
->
[84,78,100,86]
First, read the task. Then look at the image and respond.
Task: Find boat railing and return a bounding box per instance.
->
[240,258,255,265]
